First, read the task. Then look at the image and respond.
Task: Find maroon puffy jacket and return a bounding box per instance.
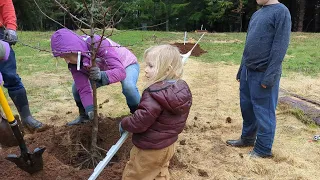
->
[121,79,192,149]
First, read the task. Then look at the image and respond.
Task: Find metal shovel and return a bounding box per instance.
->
[0,86,45,174]
[181,33,206,64]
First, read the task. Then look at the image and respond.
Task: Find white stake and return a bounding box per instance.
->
[184,31,187,45]
[181,33,205,64]
[77,51,81,71]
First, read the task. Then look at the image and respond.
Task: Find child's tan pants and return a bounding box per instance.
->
[122,143,176,180]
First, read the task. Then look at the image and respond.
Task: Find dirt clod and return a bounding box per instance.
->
[49,115,60,121]
[198,169,209,177]
[169,155,188,169]
[226,117,232,123]
[180,140,186,145]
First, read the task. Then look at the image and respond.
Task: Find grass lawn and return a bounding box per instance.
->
[14,30,320,77]
[8,30,319,116]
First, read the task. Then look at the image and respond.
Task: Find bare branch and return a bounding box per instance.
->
[55,0,91,28]
[82,0,92,17]
[106,3,124,34]
[94,145,107,153]
[100,21,168,37]
[110,3,123,24]
[82,0,107,28]
[54,0,89,35]
[92,9,109,61]
[33,0,68,29]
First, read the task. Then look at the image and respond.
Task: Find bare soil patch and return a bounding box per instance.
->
[172,43,207,57]
[1,60,320,180]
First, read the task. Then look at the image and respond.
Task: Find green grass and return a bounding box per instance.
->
[14,30,320,77]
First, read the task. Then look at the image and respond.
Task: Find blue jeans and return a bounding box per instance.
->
[0,28,24,91]
[239,66,280,156]
[73,63,141,113]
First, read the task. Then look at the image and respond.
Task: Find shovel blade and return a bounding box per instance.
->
[6,147,46,174]
[0,117,18,147]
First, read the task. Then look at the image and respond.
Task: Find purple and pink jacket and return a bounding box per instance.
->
[0,40,10,83]
[50,28,137,108]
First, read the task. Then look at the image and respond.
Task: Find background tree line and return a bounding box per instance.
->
[13,0,320,32]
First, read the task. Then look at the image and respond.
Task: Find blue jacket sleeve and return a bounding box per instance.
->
[261,8,291,87]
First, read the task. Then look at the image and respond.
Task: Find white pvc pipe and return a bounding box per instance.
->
[88,131,129,180]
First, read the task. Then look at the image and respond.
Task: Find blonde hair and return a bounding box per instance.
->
[144,44,183,88]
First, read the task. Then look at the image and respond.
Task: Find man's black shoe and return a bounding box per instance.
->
[226,138,255,147]
[248,151,273,158]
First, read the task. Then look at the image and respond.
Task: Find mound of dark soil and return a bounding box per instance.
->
[0,114,186,179]
[172,43,207,57]
[0,115,131,180]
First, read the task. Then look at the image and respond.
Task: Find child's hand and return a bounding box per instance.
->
[119,122,125,136]
[89,67,101,81]
[85,105,94,120]
[87,111,94,120]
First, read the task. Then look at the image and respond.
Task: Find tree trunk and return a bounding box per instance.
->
[40,16,43,31]
[297,0,306,32]
[165,0,170,31]
[90,0,99,154]
[239,0,243,32]
[315,0,320,32]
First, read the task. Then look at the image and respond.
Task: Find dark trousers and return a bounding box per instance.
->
[240,66,280,155]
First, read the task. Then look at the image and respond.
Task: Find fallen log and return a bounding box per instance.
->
[279,95,320,125]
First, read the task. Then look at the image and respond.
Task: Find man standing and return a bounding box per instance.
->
[0,0,43,130]
[226,0,291,158]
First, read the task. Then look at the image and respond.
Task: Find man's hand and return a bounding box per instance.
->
[4,29,18,45]
[89,67,101,81]
[261,84,267,88]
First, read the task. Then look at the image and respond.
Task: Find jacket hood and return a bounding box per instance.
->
[148,80,192,115]
[50,28,90,58]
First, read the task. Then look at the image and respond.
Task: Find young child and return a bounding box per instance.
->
[227,0,291,158]
[119,44,192,180]
[50,28,140,125]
